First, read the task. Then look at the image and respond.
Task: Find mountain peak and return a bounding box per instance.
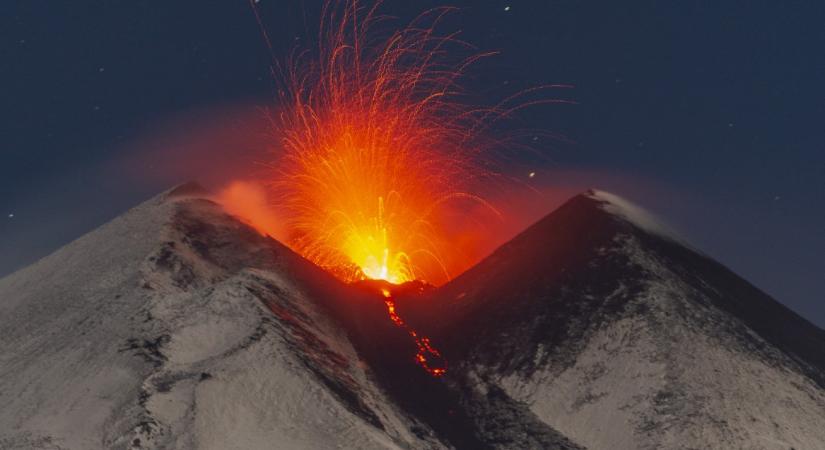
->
[165,180,210,199]
[409,189,825,449]
[584,189,678,239]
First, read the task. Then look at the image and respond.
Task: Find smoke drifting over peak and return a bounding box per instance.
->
[214,180,284,240]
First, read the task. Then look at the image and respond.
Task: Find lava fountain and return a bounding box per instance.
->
[248,0,555,377]
[267,0,502,286]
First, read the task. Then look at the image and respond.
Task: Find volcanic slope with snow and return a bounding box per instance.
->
[1,184,824,450]
[0,184,447,450]
[418,190,825,450]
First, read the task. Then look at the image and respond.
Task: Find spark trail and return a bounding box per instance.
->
[267,0,505,286]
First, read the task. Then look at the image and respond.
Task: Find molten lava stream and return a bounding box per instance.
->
[380,288,447,377]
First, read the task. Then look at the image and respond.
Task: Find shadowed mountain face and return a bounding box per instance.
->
[396,191,825,449]
[1,185,823,450]
[422,192,825,381]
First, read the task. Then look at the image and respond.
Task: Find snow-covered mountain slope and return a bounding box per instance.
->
[0,184,444,450]
[3,185,824,449]
[414,190,825,450]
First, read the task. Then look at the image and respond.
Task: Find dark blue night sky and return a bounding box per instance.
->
[2,1,823,326]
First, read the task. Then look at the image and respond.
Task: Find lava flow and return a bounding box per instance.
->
[380,288,446,377]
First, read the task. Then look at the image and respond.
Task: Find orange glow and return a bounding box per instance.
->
[268,0,501,285]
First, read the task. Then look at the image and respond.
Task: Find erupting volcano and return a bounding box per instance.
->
[254,0,521,377]
[267,1,503,287]
[5,0,825,448]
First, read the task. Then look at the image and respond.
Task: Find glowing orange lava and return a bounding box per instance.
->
[268,0,500,286]
[380,288,446,377]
